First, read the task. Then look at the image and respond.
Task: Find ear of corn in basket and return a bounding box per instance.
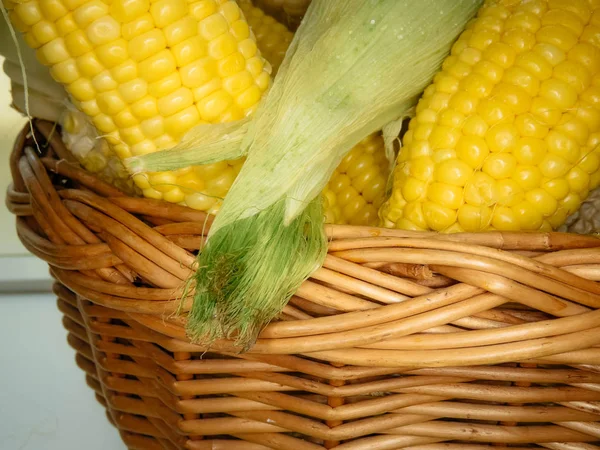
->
[127,0,483,346]
[1,0,390,225]
[380,0,600,233]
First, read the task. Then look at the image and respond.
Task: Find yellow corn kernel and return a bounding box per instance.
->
[180,58,217,88]
[537,24,579,52]
[492,205,520,230]
[150,0,186,28]
[55,13,76,35]
[483,153,518,179]
[118,78,148,103]
[142,187,163,200]
[545,130,580,163]
[197,89,232,121]
[513,137,547,164]
[486,123,519,152]
[539,78,578,109]
[138,50,177,83]
[569,43,600,74]
[172,37,207,67]
[539,153,571,178]
[491,83,531,114]
[534,42,566,66]
[110,0,149,22]
[128,29,167,62]
[131,140,157,156]
[478,99,515,125]
[560,192,584,216]
[157,86,193,116]
[189,0,216,21]
[514,113,549,138]
[483,42,516,68]
[31,20,58,45]
[72,0,107,28]
[113,109,138,128]
[580,149,600,174]
[50,58,80,83]
[423,202,458,231]
[86,16,121,46]
[543,9,584,37]
[434,159,473,186]
[513,165,543,191]
[503,29,537,53]
[91,70,117,92]
[497,179,525,206]
[14,1,43,26]
[92,113,116,133]
[458,204,493,231]
[530,96,562,126]
[164,106,201,138]
[96,39,128,68]
[505,10,541,33]
[446,60,473,80]
[163,187,185,203]
[555,113,589,145]
[513,200,544,229]
[164,17,197,47]
[543,178,570,200]
[148,72,182,98]
[503,66,540,97]
[121,13,154,40]
[461,73,494,98]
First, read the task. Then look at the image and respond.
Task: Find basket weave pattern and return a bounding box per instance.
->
[7,121,600,449]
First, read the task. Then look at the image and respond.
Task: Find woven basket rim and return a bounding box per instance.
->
[6,119,600,368]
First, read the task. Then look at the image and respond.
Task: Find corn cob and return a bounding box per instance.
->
[5,0,389,225]
[5,0,273,208]
[380,0,600,233]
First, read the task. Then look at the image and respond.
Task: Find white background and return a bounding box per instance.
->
[0,61,127,449]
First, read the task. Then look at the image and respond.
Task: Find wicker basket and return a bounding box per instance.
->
[7,119,600,450]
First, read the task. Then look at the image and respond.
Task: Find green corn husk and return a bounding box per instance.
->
[126,0,483,348]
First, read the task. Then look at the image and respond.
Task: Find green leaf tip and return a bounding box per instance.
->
[186,197,327,349]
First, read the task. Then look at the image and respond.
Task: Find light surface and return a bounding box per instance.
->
[0,292,127,450]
